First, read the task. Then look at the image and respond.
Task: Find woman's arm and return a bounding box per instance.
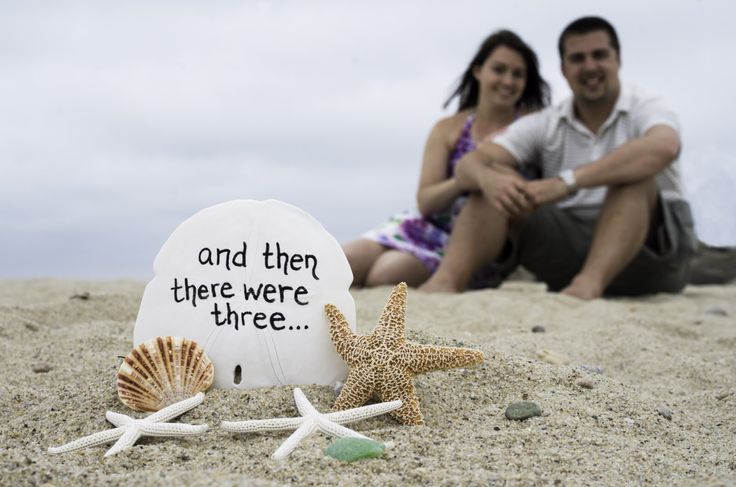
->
[416,118,466,217]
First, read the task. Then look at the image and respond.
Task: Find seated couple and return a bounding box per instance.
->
[343,16,697,300]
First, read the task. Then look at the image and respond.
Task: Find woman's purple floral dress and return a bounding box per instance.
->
[363,114,508,285]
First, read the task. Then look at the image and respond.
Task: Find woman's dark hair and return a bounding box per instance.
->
[444,30,550,113]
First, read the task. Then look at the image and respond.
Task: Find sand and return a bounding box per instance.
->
[1,279,735,486]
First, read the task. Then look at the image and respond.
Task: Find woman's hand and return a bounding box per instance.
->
[478,169,534,217]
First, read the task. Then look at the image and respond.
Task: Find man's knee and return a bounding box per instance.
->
[605,177,658,209]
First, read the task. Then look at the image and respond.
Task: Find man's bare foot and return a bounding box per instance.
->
[560,274,604,300]
[418,274,463,293]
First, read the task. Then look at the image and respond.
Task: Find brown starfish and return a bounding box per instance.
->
[324,282,484,425]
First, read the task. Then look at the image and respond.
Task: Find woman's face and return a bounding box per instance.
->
[473,45,527,108]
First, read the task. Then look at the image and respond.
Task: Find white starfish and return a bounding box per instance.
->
[221,387,401,460]
[48,393,209,457]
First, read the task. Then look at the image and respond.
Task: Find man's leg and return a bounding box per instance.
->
[562,178,658,300]
[606,199,696,295]
[420,194,510,292]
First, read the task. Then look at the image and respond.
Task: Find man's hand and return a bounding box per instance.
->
[525,178,571,207]
[477,169,533,217]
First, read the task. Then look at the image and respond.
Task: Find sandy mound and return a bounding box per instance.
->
[1,279,734,485]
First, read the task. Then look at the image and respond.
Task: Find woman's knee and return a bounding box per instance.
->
[343,239,385,286]
[364,251,431,287]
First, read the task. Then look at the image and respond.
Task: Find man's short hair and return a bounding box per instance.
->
[558,16,620,59]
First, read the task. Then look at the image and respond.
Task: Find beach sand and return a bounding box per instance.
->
[1,279,734,486]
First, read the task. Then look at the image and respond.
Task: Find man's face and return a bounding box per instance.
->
[561,30,620,104]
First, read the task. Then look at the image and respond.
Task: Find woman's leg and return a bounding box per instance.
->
[365,250,432,288]
[420,194,509,292]
[342,239,386,287]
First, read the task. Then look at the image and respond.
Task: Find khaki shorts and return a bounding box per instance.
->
[504,199,698,296]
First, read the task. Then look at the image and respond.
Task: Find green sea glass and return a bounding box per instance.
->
[325,437,385,462]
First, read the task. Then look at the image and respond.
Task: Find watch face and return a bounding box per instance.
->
[564,170,575,186]
[560,170,576,193]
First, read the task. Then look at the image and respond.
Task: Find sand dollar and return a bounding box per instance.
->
[133,199,356,388]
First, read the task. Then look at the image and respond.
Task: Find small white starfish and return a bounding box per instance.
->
[48,393,209,457]
[221,387,401,460]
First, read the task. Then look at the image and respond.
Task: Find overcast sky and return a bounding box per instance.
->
[2,0,735,279]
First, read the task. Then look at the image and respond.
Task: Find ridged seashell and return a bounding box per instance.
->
[117,336,214,412]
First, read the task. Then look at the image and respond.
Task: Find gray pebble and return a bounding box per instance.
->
[24,323,39,332]
[70,292,90,300]
[576,378,594,389]
[32,363,52,373]
[704,306,728,317]
[657,407,673,421]
[579,365,604,375]
[505,401,542,421]
[531,325,546,333]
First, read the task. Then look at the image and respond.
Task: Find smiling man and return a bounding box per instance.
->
[420,16,697,299]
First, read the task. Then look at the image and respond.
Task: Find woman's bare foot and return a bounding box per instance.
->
[560,274,604,300]
[418,274,463,293]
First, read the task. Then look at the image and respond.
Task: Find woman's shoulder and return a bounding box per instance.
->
[435,109,473,128]
[432,110,473,143]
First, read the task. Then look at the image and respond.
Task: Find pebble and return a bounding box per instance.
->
[704,306,728,317]
[536,349,571,366]
[32,363,52,373]
[24,323,39,332]
[70,292,90,300]
[579,365,604,375]
[623,417,635,427]
[325,437,385,462]
[576,378,594,389]
[531,325,546,333]
[657,407,673,421]
[504,401,542,421]
[716,391,732,401]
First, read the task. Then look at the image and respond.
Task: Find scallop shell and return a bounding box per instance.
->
[117,336,214,412]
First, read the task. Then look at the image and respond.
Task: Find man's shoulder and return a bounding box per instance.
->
[619,84,680,132]
[621,84,671,112]
[493,105,559,156]
[509,103,561,131]
[504,99,571,142]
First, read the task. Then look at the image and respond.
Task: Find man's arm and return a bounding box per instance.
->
[453,142,517,190]
[574,124,680,189]
[527,124,680,206]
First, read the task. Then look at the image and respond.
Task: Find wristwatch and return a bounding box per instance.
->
[558,169,578,195]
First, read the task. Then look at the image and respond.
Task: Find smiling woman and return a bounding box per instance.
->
[342,29,549,289]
